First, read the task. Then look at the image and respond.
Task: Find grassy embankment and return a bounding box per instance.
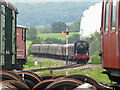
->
[23,55,66,70]
[37,32,79,40]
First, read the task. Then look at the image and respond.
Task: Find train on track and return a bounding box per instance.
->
[0,0,120,89]
[31,41,90,64]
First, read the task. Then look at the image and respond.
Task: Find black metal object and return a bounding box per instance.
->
[0,71,26,84]
[46,78,83,90]
[33,79,55,90]
[52,75,66,80]
[17,71,43,81]
[16,71,42,89]
[40,74,56,80]
[0,81,17,90]
[2,80,30,90]
[74,41,89,55]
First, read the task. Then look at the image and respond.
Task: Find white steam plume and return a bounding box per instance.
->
[80,2,102,36]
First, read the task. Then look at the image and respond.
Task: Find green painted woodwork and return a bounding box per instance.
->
[0,5,17,70]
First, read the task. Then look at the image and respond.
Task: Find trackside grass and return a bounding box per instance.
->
[36,67,111,84]
[23,56,65,70]
[24,55,110,84]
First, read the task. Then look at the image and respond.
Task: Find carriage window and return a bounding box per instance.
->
[22,29,25,41]
[112,0,116,31]
[105,3,109,34]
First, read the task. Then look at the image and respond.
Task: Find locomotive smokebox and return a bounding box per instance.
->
[74,41,89,55]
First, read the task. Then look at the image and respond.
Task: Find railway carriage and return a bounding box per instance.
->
[16,25,28,69]
[101,0,120,86]
[39,44,49,57]
[31,44,40,55]
[0,0,18,70]
[63,44,74,59]
[0,0,27,70]
[48,44,63,58]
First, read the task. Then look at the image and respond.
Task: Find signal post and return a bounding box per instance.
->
[60,26,69,65]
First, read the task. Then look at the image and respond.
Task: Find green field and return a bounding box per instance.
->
[37,32,79,40]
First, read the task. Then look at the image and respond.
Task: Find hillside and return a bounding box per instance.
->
[9,2,96,26]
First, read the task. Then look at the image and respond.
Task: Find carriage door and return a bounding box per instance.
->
[102,0,119,69]
[0,5,5,67]
[118,1,120,68]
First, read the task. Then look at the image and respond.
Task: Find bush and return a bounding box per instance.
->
[26,55,34,66]
[84,31,101,56]
[68,34,80,43]
[27,26,37,41]
[51,22,67,33]
[27,39,42,56]
[45,37,65,44]
[89,52,101,64]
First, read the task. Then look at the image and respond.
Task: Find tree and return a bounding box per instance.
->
[45,38,65,44]
[27,26,37,40]
[83,31,101,64]
[31,39,42,45]
[84,31,101,55]
[42,25,52,33]
[69,20,81,32]
[36,24,52,33]
[51,22,67,33]
[90,51,101,64]
[69,34,80,43]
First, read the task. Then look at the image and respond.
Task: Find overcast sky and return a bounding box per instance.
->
[8,0,102,2]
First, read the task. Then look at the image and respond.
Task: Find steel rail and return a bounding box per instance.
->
[29,64,83,72]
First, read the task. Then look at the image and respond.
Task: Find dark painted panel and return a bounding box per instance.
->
[5,7,12,70]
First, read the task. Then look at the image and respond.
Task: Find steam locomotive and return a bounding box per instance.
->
[31,41,90,64]
[74,41,89,64]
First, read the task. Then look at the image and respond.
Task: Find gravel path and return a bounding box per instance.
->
[54,64,101,72]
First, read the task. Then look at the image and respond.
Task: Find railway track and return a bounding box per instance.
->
[29,64,83,72]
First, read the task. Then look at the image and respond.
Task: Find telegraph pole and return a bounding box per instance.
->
[66,26,69,65]
[79,21,81,40]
